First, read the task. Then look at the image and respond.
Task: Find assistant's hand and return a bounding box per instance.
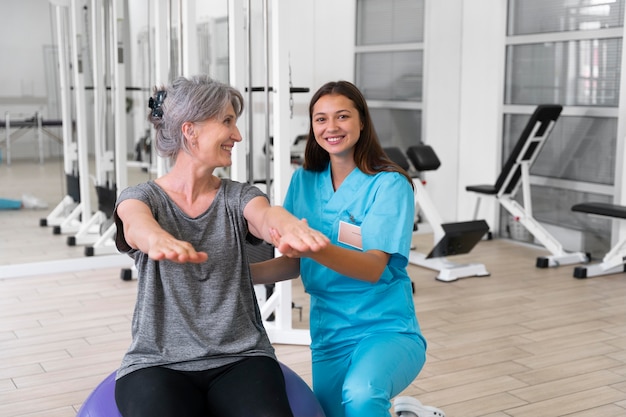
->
[146,233,208,263]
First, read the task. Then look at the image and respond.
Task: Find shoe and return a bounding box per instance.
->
[394,396,446,417]
[21,194,48,210]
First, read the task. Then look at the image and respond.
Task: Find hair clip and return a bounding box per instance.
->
[148,90,167,118]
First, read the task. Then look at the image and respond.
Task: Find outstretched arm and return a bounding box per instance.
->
[269,229,389,283]
[244,196,329,254]
[116,199,208,263]
[309,246,389,283]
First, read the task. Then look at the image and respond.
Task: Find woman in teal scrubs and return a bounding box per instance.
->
[254,81,427,417]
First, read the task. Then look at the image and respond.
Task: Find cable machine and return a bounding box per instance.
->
[84,0,129,256]
[119,0,189,280]
[50,0,94,239]
[231,0,310,345]
[42,0,81,229]
[46,0,130,255]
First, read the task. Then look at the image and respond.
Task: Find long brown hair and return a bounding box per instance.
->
[303,80,413,188]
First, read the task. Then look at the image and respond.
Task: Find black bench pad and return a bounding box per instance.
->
[466,184,497,195]
[572,202,626,219]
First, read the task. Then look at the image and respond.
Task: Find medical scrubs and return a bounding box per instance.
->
[283,164,427,417]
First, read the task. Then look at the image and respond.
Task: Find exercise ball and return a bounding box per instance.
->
[76,362,325,417]
[279,362,326,417]
[76,372,119,417]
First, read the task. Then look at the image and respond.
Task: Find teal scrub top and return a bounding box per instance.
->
[283,164,423,357]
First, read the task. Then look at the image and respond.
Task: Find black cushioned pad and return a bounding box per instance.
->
[465,184,497,195]
[465,104,562,196]
[96,185,118,219]
[427,220,489,258]
[407,145,441,172]
[572,202,626,219]
[383,147,410,171]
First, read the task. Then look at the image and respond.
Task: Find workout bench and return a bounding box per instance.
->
[466,104,589,268]
[385,145,489,282]
[571,202,626,278]
[0,112,63,165]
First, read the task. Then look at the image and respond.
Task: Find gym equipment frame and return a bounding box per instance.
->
[571,202,626,278]
[385,146,490,282]
[466,104,589,268]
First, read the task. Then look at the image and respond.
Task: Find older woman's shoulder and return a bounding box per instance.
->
[220,178,267,198]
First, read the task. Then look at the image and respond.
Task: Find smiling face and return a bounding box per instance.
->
[185,102,242,168]
[311,93,364,162]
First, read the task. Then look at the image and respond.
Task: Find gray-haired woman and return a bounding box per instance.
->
[113,75,328,417]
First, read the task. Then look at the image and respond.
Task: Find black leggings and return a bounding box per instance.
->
[115,357,294,417]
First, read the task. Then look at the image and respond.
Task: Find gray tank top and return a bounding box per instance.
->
[113,179,276,379]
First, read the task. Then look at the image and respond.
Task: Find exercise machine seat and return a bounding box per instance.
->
[571,201,626,279]
[406,144,441,172]
[464,104,588,269]
[383,145,489,281]
[384,146,411,171]
[466,104,562,197]
[572,202,626,219]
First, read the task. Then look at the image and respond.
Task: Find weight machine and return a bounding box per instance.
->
[233,0,312,345]
[41,0,81,229]
[83,0,129,256]
[46,0,130,255]
[119,0,190,280]
[466,105,589,268]
[384,146,490,282]
[49,0,94,239]
[571,202,626,278]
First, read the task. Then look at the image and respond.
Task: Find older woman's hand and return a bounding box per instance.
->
[269,220,328,257]
[147,233,209,263]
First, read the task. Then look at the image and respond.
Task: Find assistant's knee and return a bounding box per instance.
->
[343,382,390,417]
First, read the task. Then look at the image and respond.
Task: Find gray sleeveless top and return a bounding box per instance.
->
[113,179,275,379]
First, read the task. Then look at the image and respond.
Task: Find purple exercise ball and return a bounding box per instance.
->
[76,362,325,417]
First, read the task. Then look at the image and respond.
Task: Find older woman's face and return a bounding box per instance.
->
[191,103,242,168]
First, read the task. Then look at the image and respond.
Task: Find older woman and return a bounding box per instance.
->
[113,75,328,417]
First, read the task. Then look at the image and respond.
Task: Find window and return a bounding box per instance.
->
[355,0,424,151]
[504,0,624,257]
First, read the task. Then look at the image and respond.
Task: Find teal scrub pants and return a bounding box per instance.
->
[0,198,21,210]
[312,332,426,417]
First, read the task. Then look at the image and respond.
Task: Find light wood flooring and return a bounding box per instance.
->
[1,159,626,417]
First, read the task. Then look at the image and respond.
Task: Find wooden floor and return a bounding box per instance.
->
[1,159,626,417]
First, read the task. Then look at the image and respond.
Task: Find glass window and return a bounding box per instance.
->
[370,108,422,150]
[505,39,622,107]
[355,0,424,154]
[213,17,230,83]
[508,0,625,35]
[196,18,229,84]
[356,51,422,101]
[503,113,616,185]
[356,0,424,45]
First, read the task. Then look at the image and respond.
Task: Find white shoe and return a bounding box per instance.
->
[21,194,48,209]
[394,396,446,417]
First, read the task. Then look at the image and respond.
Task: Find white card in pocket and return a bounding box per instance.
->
[337,220,363,250]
